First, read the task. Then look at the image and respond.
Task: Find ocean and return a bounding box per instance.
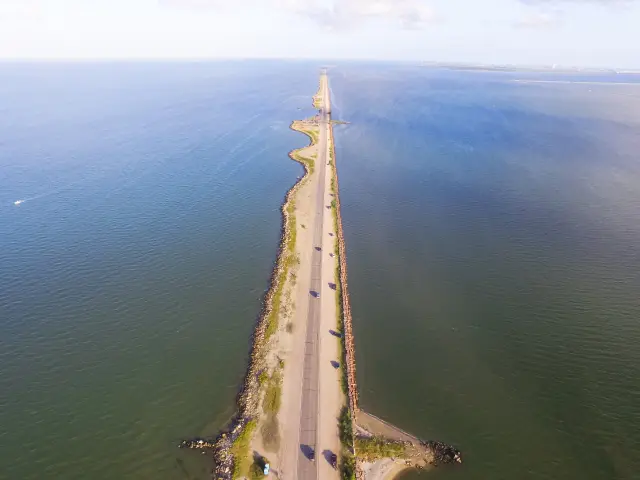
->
[0,61,319,479]
[1,61,639,480]
[331,64,640,479]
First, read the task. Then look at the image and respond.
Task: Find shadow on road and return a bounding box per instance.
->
[322,449,338,469]
[300,444,315,461]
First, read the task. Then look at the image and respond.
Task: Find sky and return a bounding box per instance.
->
[0,0,638,68]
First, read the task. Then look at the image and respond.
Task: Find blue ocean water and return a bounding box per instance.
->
[331,65,640,479]
[0,61,318,479]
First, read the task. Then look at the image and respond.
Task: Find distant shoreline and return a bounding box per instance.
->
[424,62,640,75]
[513,79,640,86]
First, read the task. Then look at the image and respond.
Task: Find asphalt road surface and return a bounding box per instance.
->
[296,80,330,480]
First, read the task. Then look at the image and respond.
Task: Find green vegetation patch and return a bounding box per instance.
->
[265,206,299,342]
[231,420,257,479]
[249,455,270,480]
[354,436,408,461]
[261,369,282,452]
[339,406,353,447]
[262,370,282,415]
[294,125,319,146]
[291,149,315,176]
[340,451,356,480]
[250,461,266,480]
[338,406,355,480]
[265,276,284,341]
[261,416,280,453]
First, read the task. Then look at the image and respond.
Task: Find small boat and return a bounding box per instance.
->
[14,199,24,206]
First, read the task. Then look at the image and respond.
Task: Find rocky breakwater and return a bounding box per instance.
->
[329,122,359,414]
[179,438,216,449]
[422,441,462,465]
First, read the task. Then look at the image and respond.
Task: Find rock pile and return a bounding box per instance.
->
[422,441,462,465]
[212,432,234,479]
[179,438,215,449]
[330,123,359,414]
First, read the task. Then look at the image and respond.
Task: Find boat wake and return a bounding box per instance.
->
[12,190,59,206]
[11,183,77,207]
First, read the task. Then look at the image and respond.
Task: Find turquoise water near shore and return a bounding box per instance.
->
[331,65,640,479]
[0,62,318,479]
[2,62,640,480]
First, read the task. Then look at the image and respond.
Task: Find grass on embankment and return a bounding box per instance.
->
[299,126,318,144]
[354,436,408,461]
[339,406,356,480]
[263,177,301,342]
[289,121,318,180]
[261,369,282,452]
[293,121,320,146]
[290,150,315,177]
[231,420,257,479]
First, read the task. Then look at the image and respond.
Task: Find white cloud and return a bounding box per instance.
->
[160,0,436,29]
[520,0,633,3]
[515,11,562,27]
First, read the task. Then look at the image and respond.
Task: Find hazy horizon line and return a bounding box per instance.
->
[0,57,638,72]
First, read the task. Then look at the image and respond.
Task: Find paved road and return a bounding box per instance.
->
[296,76,330,480]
